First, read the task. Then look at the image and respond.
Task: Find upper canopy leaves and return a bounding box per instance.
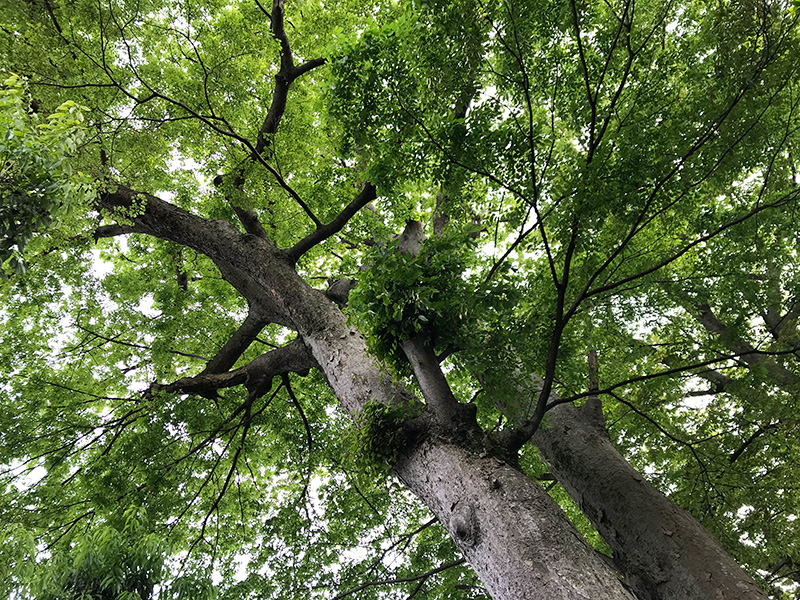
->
[0,0,799,597]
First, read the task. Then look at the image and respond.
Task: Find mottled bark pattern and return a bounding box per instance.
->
[534,402,768,600]
[395,439,635,600]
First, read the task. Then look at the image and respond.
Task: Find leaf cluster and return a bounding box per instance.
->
[344,400,418,477]
[10,506,214,600]
[0,74,94,276]
[347,229,480,371]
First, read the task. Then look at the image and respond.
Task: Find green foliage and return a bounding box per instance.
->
[345,400,417,476]
[9,506,215,600]
[0,73,93,276]
[0,0,798,597]
[348,228,481,370]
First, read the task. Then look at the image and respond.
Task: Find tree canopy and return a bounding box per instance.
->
[0,0,799,598]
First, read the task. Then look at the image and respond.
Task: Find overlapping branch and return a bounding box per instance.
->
[695,302,799,389]
[331,558,467,600]
[149,338,314,401]
[286,182,377,264]
[201,310,274,375]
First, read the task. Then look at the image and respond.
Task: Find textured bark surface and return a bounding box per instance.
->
[395,438,636,600]
[534,402,768,600]
[281,270,636,599]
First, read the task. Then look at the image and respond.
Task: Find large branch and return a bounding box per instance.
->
[695,302,799,389]
[533,386,768,600]
[401,332,477,429]
[201,309,273,374]
[96,184,294,327]
[150,338,313,400]
[483,356,768,600]
[98,185,243,254]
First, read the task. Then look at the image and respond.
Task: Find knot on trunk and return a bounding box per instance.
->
[450,501,480,548]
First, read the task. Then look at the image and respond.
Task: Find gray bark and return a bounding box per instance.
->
[396,437,635,600]
[534,399,768,600]
[272,259,636,599]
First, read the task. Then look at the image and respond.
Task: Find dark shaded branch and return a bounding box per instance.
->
[256,0,295,152]
[181,425,240,544]
[490,341,800,455]
[150,338,314,400]
[42,0,63,35]
[729,422,780,463]
[287,183,377,264]
[686,367,735,392]
[283,373,312,452]
[164,384,283,476]
[249,0,327,228]
[295,56,327,78]
[332,559,466,600]
[73,323,207,362]
[202,310,273,374]
[199,402,255,540]
[283,373,313,502]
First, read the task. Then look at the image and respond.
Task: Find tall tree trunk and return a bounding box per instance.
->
[101,192,767,600]
[281,261,637,600]
[534,400,767,600]
[99,189,635,600]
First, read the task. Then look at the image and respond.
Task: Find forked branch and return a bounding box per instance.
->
[149,338,314,400]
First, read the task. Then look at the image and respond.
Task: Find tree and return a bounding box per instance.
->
[13,506,215,600]
[0,0,798,598]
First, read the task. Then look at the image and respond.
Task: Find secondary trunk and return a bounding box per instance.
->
[534,401,767,600]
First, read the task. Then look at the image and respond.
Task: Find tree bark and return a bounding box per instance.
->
[100,181,769,597]
[533,399,768,600]
[264,258,637,599]
[395,437,635,600]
